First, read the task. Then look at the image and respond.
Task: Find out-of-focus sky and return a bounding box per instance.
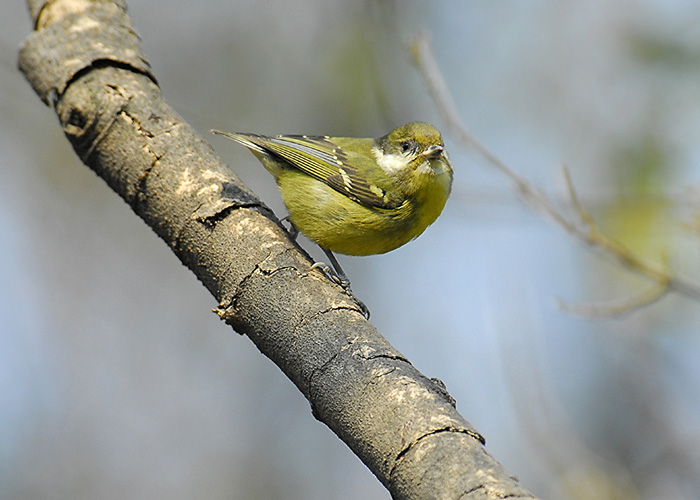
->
[3,1,700,499]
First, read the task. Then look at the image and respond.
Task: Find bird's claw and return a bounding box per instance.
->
[310,261,370,319]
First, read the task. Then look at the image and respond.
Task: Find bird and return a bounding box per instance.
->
[212,122,453,308]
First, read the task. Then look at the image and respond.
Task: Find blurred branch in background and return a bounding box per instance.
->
[413,25,700,500]
[411,32,700,317]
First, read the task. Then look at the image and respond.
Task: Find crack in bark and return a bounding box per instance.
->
[392,426,487,474]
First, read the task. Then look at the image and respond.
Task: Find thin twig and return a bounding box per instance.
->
[558,281,669,318]
[411,32,700,314]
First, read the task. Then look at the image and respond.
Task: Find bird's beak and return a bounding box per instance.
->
[422,144,444,159]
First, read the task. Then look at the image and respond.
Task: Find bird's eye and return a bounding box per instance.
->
[400,141,412,153]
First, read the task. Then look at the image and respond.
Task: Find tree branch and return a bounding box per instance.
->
[18,1,538,498]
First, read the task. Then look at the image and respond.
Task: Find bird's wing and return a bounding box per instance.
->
[244,133,400,209]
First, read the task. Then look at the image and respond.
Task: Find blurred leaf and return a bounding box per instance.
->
[601,135,672,262]
[628,32,700,70]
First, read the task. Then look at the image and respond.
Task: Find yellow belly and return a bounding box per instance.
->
[277,171,448,256]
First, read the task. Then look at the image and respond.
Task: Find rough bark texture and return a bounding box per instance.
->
[18,1,539,498]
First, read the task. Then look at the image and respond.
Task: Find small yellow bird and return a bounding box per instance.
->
[212,122,453,293]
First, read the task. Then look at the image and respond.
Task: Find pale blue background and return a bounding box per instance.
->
[2,1,700,499]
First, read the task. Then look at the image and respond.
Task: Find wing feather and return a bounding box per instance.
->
[246,134,400,209]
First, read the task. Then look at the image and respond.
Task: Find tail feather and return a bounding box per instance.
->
[210,130,266,155]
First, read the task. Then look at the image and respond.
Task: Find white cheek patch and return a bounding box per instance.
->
[372,146,408,175]
[416,160,434,175]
